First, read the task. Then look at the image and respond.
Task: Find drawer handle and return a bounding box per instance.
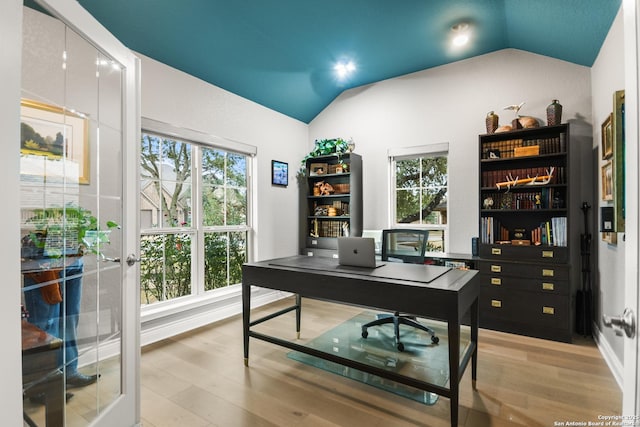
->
[491,248,502,255]
[542,269,554,277]
[491,300,502,308]
[542,250,554,258]
[542,282,555,291]
[491,265,502,273]
[491,278,502,286]
[311,239,318,246]
[542,306,555,315]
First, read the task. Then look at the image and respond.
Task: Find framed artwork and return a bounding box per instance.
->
[601,160,614,201]
[20,99,89,184]
[602,232,617,245]
[271,160,288,187]
[613,90,625,232]
[308,162,329,176]
[601,113,613,160]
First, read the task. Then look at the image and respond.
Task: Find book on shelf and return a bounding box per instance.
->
[481,134,565,159]
[531,217,567,246]
[480,217,509,244]
[481,166,564,188]
[311,219,350,238]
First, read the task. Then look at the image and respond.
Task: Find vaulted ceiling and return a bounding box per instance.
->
[75,0,620,123]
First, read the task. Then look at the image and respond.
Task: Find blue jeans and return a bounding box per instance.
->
[23,258,84,375]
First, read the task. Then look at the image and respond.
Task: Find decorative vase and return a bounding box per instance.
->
[485,111,499,134]
[546,99,563,126]
[511,118,522,130]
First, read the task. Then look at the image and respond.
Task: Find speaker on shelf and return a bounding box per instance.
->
[471,237,479,256]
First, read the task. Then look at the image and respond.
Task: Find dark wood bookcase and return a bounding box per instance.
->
[477,124,580,342]
[299,153,362,257]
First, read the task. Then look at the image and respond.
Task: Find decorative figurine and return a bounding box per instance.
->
[483,196,494,209]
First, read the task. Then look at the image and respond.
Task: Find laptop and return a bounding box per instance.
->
[337,237,385,268]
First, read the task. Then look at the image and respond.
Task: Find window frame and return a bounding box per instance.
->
[388,143,449,251]
[140,118,255,311]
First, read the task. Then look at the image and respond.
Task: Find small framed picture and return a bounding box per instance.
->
[601,160,614,201]
[602,232,617,245]
[271,160,288,187]
[309,162,328,176]
[602,113,613,159]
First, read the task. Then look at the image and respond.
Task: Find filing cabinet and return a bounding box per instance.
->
[477,258,572,342]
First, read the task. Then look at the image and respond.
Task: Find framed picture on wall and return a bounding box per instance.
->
[601,113,613,160]
[271,160,288,187]
[20,99,89,184]
[602,231,617,245]
[601,160,614,201]
[613,90,625,232]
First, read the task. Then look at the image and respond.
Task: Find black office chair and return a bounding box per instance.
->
[361,229,439,351]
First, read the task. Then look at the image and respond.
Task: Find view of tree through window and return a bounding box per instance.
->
[140,132,249,305]
[394,155,448,251]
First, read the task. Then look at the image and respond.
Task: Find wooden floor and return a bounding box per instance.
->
[140,297,622,426]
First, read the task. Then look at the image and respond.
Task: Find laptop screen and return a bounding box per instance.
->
[337,237,383,268]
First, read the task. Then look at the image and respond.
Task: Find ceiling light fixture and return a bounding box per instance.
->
[451,22,470,47]
[334,60,356,79]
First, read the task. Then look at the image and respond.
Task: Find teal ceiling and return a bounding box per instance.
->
[74,0,620,123]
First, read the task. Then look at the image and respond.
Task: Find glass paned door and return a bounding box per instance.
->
[20,2,138,425]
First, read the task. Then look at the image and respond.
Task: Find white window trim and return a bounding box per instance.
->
[139,118,257,316]
[142,117,257,155]
[388,143,449,250]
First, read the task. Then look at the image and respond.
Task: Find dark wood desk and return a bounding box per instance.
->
[242,255,479,427]
[22,320,64,427]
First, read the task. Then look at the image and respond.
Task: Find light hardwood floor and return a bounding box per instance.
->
[140,297,621,427]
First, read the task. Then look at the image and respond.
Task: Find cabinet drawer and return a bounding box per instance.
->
[479,273,569,295]
[478,261,569,280]
[480,288,569,327]
[480,244,568,263]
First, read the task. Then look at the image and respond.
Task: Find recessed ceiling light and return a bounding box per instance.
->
[451,22,470,47]
[334,60,356,79]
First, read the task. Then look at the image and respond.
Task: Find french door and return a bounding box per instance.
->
[19,1,140,426]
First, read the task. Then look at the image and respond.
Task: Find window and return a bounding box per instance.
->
[390,144,448,252]
[139,121,254,306]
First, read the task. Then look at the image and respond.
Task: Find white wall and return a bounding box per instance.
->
[139,54,309,260]
[310,48,593,254]
[591,7,626,373]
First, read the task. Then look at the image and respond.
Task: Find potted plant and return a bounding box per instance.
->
[21,204,120,304]
[22,204,119,259]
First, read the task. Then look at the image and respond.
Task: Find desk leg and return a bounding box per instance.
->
[295,294,301,339]
[242,283,251,366]
[448,320,460,427]
[471,298,479,389]
[45,371,64,427]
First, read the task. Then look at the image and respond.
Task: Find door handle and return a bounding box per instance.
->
[603,308,636,338]
[102,256,121,263]
[126,253,141,266]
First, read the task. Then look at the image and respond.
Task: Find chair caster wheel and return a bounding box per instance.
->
[361,330,368,339]
[397,342,405,352]
[431,336,439,344]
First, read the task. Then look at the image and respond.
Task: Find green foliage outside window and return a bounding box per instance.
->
[395,155,447,251]
[204,232,247,291]
[140,233,192,304]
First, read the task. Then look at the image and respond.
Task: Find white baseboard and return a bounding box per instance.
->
[139,288,288,346]
[79,288,288,367]
[593,322,624,390]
